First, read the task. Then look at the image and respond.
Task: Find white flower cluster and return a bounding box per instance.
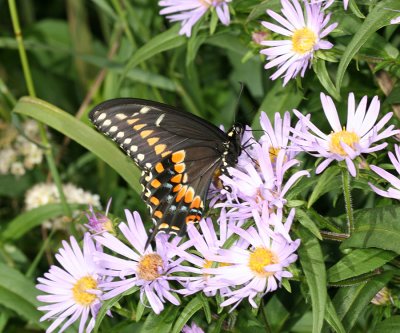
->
[0,120,43,176]
[25,182,101,229]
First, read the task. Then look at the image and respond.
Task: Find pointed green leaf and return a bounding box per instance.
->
[308,166,340,208]
[297,227,326,333]
[336,0,400,91]
[0,263,47,329]
[333,272,393,332]
[171,296,203,333]
[341,206,400,254]
[328,249,397,283]
[373,316,400,333]
[2,203,82,241]
[12,96,141,192]
[325,297,346,333]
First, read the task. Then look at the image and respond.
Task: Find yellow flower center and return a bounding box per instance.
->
[137,253,163,281]
[248,247,278,277]
[329,128,360,156]
[292,28,317,54]
[269,147,280,163]
[203,259,230,269]
[72,276,98,306]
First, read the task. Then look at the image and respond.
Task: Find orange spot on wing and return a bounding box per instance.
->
[186,214,200,224]
[161,151,172,157]
[155,162,164,173]
[127,118,139,125]
[150,196,160,206]
[151,179,161,188]
[154,144,166,155]
[173,184,182,192]
[147,137,159,146]
[176,185,188,202]
[154,210,163,219]
[184,187,195,203]
[171,174,182,183]
[159,222,169,229]
[140,130,153,138]
[190,196,202,209]
[133,124,146,131]
[174,163,186,173]
[171,150,185,163]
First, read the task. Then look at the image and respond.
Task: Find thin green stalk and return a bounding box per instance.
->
[8,0,71,217]
[0,242,15,267]
[260,299,272,333]
[25,229,56,278]
[342,169,354,235]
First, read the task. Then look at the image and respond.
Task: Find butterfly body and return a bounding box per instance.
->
[89,98,243,239]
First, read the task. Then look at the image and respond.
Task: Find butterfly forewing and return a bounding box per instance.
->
[89,98,242,242]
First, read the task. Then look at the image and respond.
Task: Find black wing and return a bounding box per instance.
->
[89,98,228,237]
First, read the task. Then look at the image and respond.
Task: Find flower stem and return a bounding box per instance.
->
[342,169,354,235]
[8,0,71,217]
[260,299,272,333]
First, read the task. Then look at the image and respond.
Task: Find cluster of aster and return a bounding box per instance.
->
[158,0,354,86]
[35,90,400,332]
[0,119,43,176]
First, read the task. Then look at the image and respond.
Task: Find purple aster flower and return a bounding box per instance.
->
[169,215,248,296]
[369,145,400,199]
[159,0,231,37]
[94,210,183,314]
[292,93,399,177]
[260,0,338,85]
[85,198,114,234]
[182,322,205,333]
[205,209,300,309]
[218,141,309,219]
[36,233,106,333]
[391,16,400,25]
[259,111,306,161]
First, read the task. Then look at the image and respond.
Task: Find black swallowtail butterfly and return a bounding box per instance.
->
[89,98,243,243]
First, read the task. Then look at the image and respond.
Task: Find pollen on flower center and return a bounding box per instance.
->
[269,146,281,163]
[292,28,317,54]
[329,129,360,156]
[248,247,278,277]
[137,253,163,281]
[72,276,98,306]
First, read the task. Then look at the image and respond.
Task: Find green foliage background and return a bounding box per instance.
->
[1,0,400,332]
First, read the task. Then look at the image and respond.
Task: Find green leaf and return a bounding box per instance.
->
[341,206,400,254]
[171,296,203,333]
[140,305,179,333]
[0,263,46,329]
[123,25,186,77]
[12,96,141,192]
[295,209,322,240]
[313,59,341,101]
[325,297,346,333]
[333,272,393,332]
[308,166,340,208]
[93,286,139,333]
[2,203,82,241]
[297,226,326,333]
[335,0,400,92]
[328,249,397,283]
[373,316,400,333]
